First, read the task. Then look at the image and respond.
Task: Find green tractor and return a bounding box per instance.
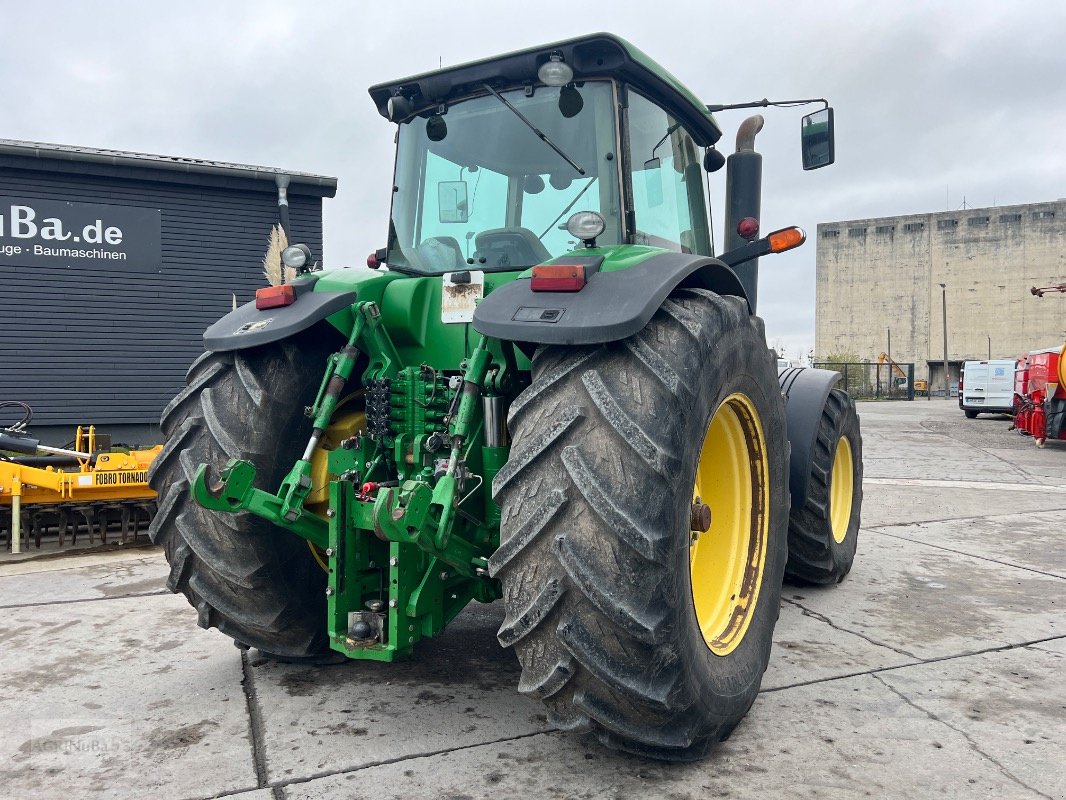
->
[149,33,862,761]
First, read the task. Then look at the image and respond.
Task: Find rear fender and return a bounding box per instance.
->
[779,367,843,507]
[471,252,748,346]
[204,278,357,352]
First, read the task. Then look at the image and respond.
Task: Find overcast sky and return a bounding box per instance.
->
[4,0,1064,360]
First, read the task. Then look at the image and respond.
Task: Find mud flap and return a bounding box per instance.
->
[778,367,842,508]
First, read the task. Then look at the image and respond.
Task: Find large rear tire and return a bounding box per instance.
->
[784,388,862,585]
[490,290,789,761]
[148,329,339,657]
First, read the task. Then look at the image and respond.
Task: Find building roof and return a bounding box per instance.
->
[817,198,1061,230]
[0,138,337,193]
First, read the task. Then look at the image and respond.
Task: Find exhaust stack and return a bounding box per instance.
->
[722,115,764,312]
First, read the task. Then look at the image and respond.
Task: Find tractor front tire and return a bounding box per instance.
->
[784,388,863,585]
[490,290,789,760]
[149,329,338,658]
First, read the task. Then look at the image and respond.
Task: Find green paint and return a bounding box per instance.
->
[192,170,670,663]
[191,460,328,549]
[190,34,731,663]
[480,446,509,527]
[517,244,673,278]
[313,269,531,371]
[192,292,507,660]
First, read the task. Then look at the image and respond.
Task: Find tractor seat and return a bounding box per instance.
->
[417,236,465,271]
[474,227,552,269]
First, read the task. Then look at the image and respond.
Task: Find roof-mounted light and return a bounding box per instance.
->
[537,53,573,87]
[387,94,412,122]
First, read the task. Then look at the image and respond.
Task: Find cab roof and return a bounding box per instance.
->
[368,33,722,147]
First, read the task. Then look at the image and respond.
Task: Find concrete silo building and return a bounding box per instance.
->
[816,199,1065,390]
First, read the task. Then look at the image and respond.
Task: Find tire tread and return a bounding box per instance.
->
[148,334,335,657]
[784,389,863,585]
[492,291,788,760]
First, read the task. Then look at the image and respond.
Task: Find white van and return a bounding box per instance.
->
[960,359,1015,418]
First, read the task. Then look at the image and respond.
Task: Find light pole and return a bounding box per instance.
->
[940,283,949,398]
[987,335,991,360]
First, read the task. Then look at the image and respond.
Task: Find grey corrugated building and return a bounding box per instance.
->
[816,199,1065,390]
[0,139,336,445]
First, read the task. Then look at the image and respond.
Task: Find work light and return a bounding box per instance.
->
[281,243,312,270]
[566,211,606,245]
[537,53,573,87]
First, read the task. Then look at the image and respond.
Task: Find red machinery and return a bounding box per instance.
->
[1012,354,1030,420]
[1012,344,1066,446]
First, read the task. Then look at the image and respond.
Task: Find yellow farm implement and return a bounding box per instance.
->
[1,423,160,554]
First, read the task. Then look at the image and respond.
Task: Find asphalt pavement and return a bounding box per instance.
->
[1,399,1064,799]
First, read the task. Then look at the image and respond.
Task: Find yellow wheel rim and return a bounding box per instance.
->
[305,393,366,571]
[689,393,770,657]
[829,436,854,544]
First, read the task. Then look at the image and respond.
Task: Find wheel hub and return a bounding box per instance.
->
[689,393,770,657]
[829,435,854,544]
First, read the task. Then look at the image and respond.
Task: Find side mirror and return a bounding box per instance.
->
[801,107,835,170]
[438,181,469,223]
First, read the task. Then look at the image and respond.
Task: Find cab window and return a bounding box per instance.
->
[387,81,619,274]
[626,90,710,254]
[520,173,603,254]
[418,152,507,269]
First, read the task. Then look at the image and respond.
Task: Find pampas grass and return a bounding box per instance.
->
[262,224,296,285]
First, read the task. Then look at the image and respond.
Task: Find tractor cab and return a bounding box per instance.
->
[369,34,724,276]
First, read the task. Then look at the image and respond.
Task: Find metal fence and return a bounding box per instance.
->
[812,361,916,401]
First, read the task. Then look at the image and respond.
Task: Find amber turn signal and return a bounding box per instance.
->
[767,226,806,253]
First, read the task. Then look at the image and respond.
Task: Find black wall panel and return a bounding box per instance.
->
[0,162,329,428]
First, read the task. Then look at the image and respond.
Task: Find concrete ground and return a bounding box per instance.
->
[1,399,1064,799]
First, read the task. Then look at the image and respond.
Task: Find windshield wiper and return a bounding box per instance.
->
[481,83,586,176]
[538,177,597,239]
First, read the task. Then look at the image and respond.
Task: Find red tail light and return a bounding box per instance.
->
[255,284,297,309]
[530,264,586,292]
[737,217,760,241]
